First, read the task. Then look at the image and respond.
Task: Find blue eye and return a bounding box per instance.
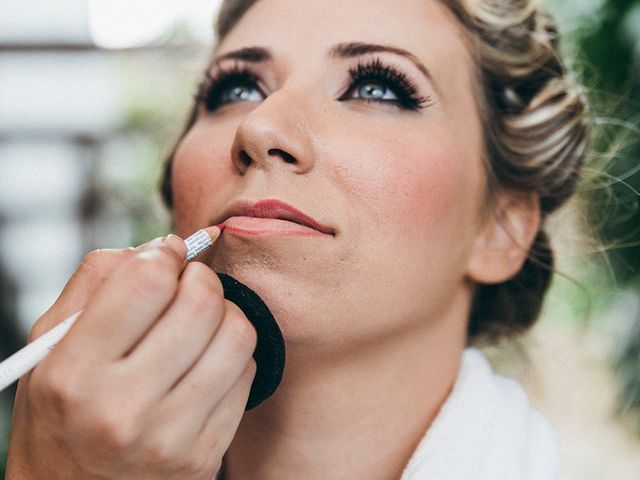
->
[196,67,265,112]
[196,58,433,113]
[339,58,431,111]
[220,84,264,104]
[354,81,398,101]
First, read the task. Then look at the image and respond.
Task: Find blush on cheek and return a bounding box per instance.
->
[395,149,466,230]
[357,136,471,233]
[170,131,232,234]
[171,152,205,228]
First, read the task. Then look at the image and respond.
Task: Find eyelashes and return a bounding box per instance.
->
[338,58,432,111]
[195,57,433,113]
[195,63,263,112]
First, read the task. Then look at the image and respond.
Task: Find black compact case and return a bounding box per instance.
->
[216,273,285,410]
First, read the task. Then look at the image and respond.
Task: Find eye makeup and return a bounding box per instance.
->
[338,57,433,111]
[195,62,265,112]
[195,56,433,113]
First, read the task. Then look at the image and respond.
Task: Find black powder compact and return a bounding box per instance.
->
[216,273,285,410]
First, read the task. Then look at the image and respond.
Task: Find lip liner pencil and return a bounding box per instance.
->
[0,227,221,392]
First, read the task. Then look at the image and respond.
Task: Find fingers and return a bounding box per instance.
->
[29,234,187,343]
[30,248,137,342]
[161,300,257,431]
[125,263,226,395]
[146,348,256,466]
[196,360,256,455]
[45,234,187,363]
[160,234,188,262]
[11,229,252,479]
[91,299,256,474]
[57,244,183,362]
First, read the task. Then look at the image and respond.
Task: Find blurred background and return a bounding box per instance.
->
[0,0,639,477]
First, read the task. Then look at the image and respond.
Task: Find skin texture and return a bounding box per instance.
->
[172,0,539,478]
[6,0,539,478]
[175,0,486,352]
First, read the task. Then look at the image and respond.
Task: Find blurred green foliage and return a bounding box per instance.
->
[577,1,640,283]
[547,0,640,434]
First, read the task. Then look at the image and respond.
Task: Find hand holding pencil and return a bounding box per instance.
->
[4,226,256,479]
[0,227,218,391]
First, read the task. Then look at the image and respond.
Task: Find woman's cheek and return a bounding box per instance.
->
[405,152,468,231]
[344,130,471,233]
[171,126,234,235]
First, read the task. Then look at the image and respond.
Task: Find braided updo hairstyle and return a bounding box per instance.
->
[160,0,590,345]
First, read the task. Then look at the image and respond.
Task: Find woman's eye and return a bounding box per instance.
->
[220,84,264,104]
[196,69,266,112]
[353,81,398,101]
[199,60,431,113]
[339,59,431,111]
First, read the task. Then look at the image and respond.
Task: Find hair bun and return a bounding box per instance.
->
[448,0,591,343]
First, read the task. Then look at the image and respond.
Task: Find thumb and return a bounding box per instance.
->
[29,247,139,341]
[29,229,206,342]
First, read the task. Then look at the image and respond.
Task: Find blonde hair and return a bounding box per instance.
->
[161,0,591,344]
[444,0,590,343]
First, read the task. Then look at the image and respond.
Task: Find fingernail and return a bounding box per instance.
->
[163,233,189,258]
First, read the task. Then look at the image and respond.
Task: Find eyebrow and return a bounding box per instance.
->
[214,42,437,90]
[328,42,435,85]
[214,46,272,63]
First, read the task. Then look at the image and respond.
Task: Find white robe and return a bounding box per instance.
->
[217,348,564,479]
[401,348,563,479]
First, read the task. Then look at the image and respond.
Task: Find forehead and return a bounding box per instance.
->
[217,0,473,74]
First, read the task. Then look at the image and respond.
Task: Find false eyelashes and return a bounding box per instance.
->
[195,57,433,112]
[338,57,432,111]
[195,63,264,112]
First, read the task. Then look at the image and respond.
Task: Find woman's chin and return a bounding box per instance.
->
[210,259,323,346]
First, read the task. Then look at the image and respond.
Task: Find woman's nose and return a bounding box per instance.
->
[230,88,316,175]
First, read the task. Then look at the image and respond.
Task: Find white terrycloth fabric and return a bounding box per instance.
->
[400,348,562,480]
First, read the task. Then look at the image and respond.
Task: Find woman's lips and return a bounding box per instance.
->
[224,216,327,236]
[217,199,335,237]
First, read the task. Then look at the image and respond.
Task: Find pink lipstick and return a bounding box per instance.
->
[217,199,334,237]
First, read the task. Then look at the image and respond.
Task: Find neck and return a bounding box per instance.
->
[222,309,467,480]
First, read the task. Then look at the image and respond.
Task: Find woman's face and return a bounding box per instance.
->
[171,0,487,353]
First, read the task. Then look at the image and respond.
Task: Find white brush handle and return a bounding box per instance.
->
[0,227,219,393]
[0,311,81,391]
